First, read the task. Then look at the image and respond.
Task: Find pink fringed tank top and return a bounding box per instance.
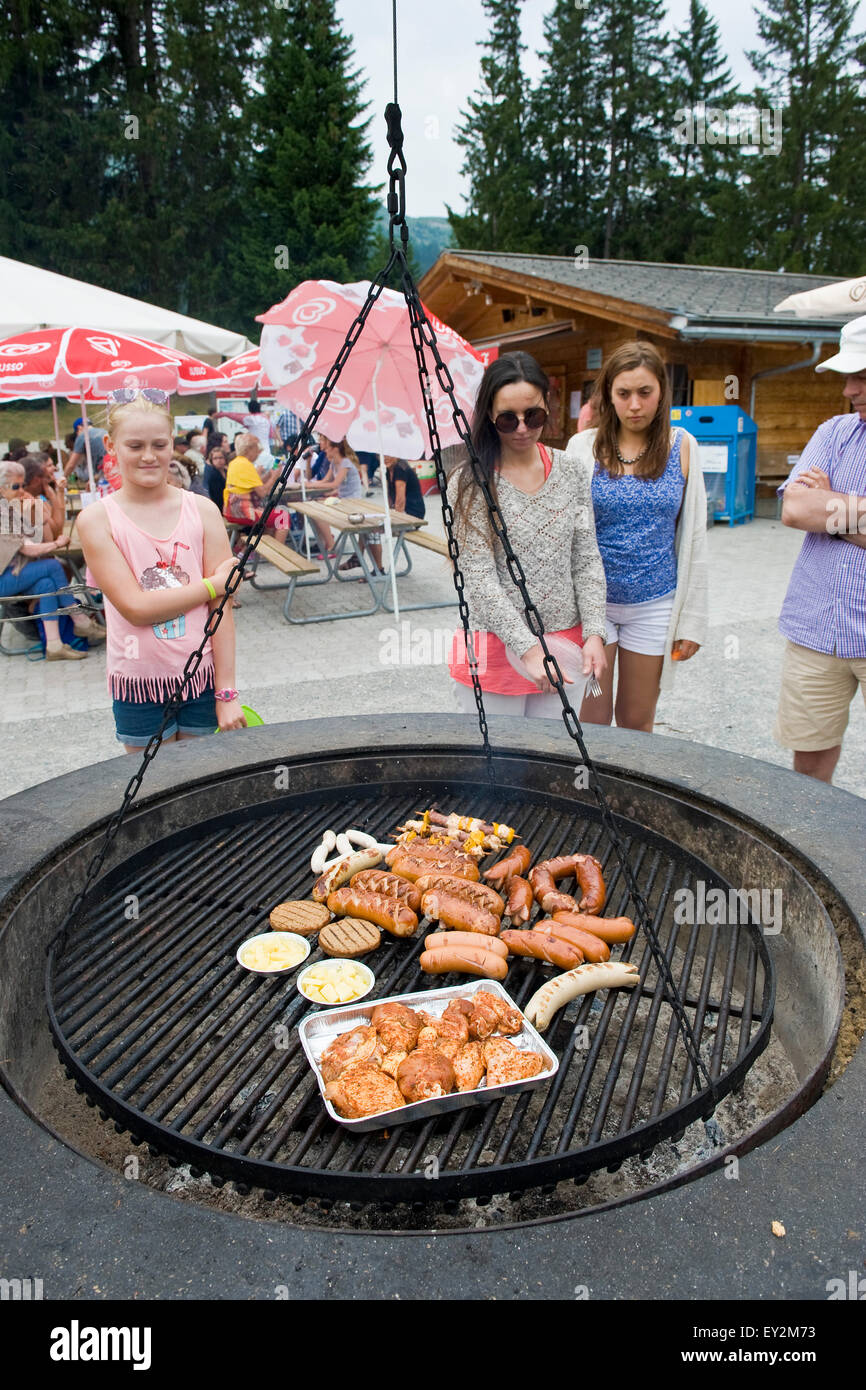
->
[100,491,214,702]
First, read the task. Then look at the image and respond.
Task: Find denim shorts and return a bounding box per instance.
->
[112,686,217,746]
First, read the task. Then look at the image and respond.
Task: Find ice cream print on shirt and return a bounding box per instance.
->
[140,542,191,640]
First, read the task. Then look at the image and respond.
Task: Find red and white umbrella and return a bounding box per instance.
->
[258,280,487,619]
[215,348,277,396]
[258,280,485,459]
[0,327,225,489]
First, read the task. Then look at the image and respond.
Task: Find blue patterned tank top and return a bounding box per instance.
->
[591,431,685,604]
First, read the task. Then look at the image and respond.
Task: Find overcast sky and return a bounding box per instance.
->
[335,0,865,217]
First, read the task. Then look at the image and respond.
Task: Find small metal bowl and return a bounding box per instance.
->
[236,931,311,975]
[346,511,365,524]
[297,958,375,1006]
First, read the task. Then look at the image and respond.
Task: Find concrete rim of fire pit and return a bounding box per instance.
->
[0,717,863,1300]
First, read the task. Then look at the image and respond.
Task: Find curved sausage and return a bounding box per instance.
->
[312,847,384,901]
[499,929,583,970]
[552,910,636,944]
[420,891,501,937]
[326,887,418,937]
[419,946,509,980]
[414,873,504,916]
[523,961,641,1032]
[483,844,532,886]
[389,850,480,883]
[424,930,509,959]
[528,865,577,915]
[574,855,606,915]
[505,876,534,926]
[349,869,422,912]
[533,917,610,963]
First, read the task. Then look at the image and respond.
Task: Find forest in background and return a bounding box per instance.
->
[1,0,863,345]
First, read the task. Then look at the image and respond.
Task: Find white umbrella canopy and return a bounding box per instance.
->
[774,275,866,319]
[0,256,252,361]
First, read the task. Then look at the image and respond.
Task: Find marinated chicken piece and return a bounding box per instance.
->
[380,1049,408,1079]
[324,1062,405,1119]
[319,1025,383,1083]
[432,1036,463,1061]
[483,1037,545,1087]
[467,994,501,1040]
[452,1040,486,1092]
[443,998,474,1022]
[396,1047,456,1103]
[474,990,522,1036]
[370,1002,421,1053]
[417,1008,470,1045]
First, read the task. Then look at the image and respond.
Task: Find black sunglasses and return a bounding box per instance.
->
[493,407,548,434]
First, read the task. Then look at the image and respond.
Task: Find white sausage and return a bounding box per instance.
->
[523,961,640,1032]
[345,828,378,848]
[335,832,353,857]
[310,830,338,875]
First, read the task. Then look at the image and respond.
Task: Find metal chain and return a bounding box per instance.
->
[393,247,714,1095]
[49,252,405,959]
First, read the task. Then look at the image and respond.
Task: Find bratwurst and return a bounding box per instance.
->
[326,887,418,937]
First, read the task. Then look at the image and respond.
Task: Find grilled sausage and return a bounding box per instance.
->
[552,910,636,944]
[312,848,384,901]
[414,873,504,916]
[533,917,610,963]
[505,875,534,925]
[326,887,418,937]
[499,929,583,970]
[523,962,641,1032]
[574,855,606,915]
[483,844,532,886]
[349,869,422,912]
[389,850,480,883]
[424,930,509,958]
[419,945,509,981]
[386,840,477,874]
[528,865,577,915]
[420,891,501,937]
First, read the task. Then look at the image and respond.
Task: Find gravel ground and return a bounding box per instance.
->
[1,508,863,801]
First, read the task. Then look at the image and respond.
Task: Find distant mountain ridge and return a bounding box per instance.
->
[372,207,454,274]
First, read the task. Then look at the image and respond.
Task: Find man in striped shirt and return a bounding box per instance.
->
[776,316,866,783]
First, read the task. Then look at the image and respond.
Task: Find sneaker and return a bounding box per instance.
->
[45,643,88,661]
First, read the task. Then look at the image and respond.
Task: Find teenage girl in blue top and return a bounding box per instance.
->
[574,341,703,731]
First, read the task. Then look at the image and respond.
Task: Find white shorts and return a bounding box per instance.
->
[604,591,675,657]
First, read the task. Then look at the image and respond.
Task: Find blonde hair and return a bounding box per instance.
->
[105,392,172,440]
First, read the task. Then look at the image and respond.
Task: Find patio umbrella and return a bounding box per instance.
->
[258,280,486,617]
[0,328,227,491]
[774,274,866,318]
[215,348,278,396]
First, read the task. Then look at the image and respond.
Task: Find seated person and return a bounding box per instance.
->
[65,419,106,481]
[365,456,426,571]
[303,435,364,562]
[0,461,103,659]
[22,455,65,541]
[223,431,289,545]
[202,446,229,509]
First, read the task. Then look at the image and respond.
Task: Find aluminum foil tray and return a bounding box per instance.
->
[298,979,559,1132]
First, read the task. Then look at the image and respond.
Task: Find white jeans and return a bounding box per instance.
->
[451,678,587,720]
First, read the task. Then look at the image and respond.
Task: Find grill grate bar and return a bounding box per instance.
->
[678,919,722,1103]
[649,913,705,1119]
[737,941,760,1060]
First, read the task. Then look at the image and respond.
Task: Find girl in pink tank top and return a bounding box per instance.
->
[77,391,246,752]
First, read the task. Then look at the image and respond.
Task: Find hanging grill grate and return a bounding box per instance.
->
[47,780,774,1205]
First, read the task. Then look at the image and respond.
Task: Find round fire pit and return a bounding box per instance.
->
[0,718,863,1297]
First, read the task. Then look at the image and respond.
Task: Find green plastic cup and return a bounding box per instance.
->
[215,704,264,732]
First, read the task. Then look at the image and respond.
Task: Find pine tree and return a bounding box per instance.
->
[235,0,380,326]
[746,0,862,272]
[447,0,545,251]
[643,0,745,264]
[592,0,671,260]
[530,0,606,257]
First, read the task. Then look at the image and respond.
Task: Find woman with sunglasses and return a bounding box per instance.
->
[76,389,245,751]
[0,461,101,659]
[447,352,607,717]
[566,341,708,731]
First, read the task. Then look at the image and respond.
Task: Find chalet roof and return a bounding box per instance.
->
[441,251,850,333]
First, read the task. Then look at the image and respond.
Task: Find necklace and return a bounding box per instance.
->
[615,439,649,466]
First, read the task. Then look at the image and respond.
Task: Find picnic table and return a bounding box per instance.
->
[248,495,454,623]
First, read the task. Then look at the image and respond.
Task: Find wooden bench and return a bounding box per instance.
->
[402,529,450,557]
[246,534,334,623]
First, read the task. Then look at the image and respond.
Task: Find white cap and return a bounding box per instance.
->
[816,315,866,374]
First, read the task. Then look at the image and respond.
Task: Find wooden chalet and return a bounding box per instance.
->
[419,251,854,486]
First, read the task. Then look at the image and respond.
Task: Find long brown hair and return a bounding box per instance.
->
[453,351,550,540]
[593,342,672,480]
